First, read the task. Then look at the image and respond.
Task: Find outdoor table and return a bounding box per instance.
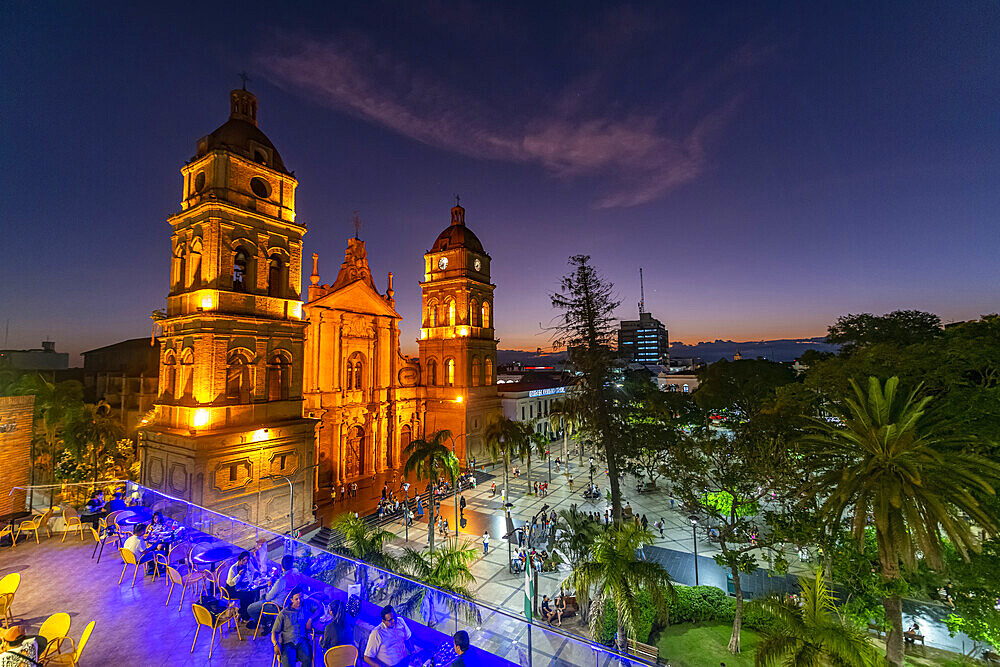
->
[92,508,150,565]
[192,545,238,594]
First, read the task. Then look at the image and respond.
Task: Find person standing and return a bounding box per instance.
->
[658,517,666,538]
[482,531,489,555]
[459,494,466,518]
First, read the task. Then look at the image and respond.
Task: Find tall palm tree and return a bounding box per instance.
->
[799,376,1000,667]
[390,540,480,628]
[403,429,460,553]
[522,422,548,494]
[554,507,601,619]
[753,571,879,667]
[549,395,583,466]
[330,513,398,598]
[484,416,521,501]
[63,400,124,485]
[566,522,674,651]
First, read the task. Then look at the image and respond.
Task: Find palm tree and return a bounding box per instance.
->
[566,522,674,651]
[63,400,124,485]
[522,422,548,494]
[390,541,480,628]
[549,395,583,466]
[330,513,398,598]
[752,571,879,667]
[554,507,601,620]
[799,376,1000,667]
[15,374,83,485]
[484,416,522,502]
[403,430,460,553]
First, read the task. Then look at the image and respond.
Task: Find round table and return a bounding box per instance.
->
[116,508,152,530]
[192,545,237,567]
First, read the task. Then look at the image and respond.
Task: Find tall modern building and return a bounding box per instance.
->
[618,312,670,364]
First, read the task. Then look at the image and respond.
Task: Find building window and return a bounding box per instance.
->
[521,406,525,420]
[229,465,237,482]
[179,348,194,399]
[267,353,291,401]
[233,250,249,292]
[445,358,455,386]
[472,357,481,386]
[469,300,477,327]
[346,360,354,390]
[268,254,284,298]
[426,359,437,386]
[485,358,493,385]
[447,299,456,327]
[428,301,438,327]
[226,353,251,403]
[279,454,287,470]
[481,302,490,328]
[162,355,177,398]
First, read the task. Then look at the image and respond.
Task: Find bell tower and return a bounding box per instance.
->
[418,201,501,461]
[139,87,317,531]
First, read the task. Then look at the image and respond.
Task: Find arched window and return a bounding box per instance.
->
[485,358,493,385]
[355,358,363,390]
[400,425,412,451]
[428,301,438,327]
[469,300,477,327]
[447,299,456,326]
[346,353,365,391]
[472,357,481,386]
[233,249,249,292]
[426,359,437,386]
[187,239,202,288]
[481,302,491,328]
[179,349,194,399]
[445,358,455,386]
[226,352,251,403]
[266,352,291,401]
[346,361,354,390]
[162,353,177,398]
[268,254,284,298]
[171,244,186,292]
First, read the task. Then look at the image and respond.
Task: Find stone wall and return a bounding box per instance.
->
[0,395,35,518]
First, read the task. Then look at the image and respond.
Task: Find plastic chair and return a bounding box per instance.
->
[0,592,13,628]
[191,602,242,659]
[252,601,281,640]
[118,548,140,588]
[0,572,20,622]
[150,552,170,585]
[168,541,192,572]
[37,611,71,661]
[44,620,94,666]
[165,565,205,611]
[0,524,16,550]
[324,645,359,667]
[16,508,53,543]
[61,509,85,542]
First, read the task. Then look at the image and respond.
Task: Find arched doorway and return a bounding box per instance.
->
[346,425,365,478]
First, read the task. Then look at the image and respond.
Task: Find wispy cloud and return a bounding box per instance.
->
[260,36,753,208]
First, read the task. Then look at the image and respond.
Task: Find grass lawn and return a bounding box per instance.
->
[654,622,761,667]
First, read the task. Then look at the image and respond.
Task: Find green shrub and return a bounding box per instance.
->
[667,585,734,624]
[741,602,783,635]
[595,589,658,644]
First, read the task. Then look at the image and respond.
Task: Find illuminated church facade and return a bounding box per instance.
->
[139,88,500,526]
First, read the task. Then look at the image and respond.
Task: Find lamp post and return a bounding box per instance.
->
[263,463,319,535]
[444,429,466,543]
[689,515,699,586]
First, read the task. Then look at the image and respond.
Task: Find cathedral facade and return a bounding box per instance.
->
[140,89,501,525]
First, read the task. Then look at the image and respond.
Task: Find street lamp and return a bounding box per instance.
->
[689,515,699,586]
[263,463,319,535]
[443,430,466,543]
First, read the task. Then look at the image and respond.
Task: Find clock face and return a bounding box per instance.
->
[438,257,448,270]
[474,258,482,271]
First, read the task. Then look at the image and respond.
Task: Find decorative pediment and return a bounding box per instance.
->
[306,279,401,319]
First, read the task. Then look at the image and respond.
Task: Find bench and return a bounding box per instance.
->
[903,631,924,648]
[627,638,659,664]
[866,623,884,639]
[560,595,578,619]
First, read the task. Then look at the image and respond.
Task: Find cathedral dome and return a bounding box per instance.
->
[195,89,289,174]
[431,203,485,253]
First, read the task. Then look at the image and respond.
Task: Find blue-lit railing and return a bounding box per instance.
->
[10,481,656,667]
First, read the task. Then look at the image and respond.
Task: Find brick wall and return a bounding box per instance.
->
[0,395,35,518]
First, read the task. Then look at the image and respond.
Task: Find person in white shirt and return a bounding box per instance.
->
[364,605,412,667]
[226,551,256,621]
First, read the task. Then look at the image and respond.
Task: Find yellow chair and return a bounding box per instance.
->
[0,592,13,628]
[191,602,242,659]
[61,509,85,542]
[252,600,281,640]
[37,611,71,661]
[324,645,359,667]
[16,508,53,544]
[118,548,140,588]
[0,573,20,624]
[150,552,170,585]
[0,524,16,550]
[165,565,205,612]
[45,620,94,666]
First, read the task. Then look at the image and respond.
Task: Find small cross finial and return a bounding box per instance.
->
[455,194,461,207]
[239,71,251,90]
[353,211,361,239]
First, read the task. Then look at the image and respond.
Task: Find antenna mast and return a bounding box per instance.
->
[639,267,645,315]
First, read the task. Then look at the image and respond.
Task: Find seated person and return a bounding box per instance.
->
[123,523,158,571]
[364,605,413,667]
[541,595,560,625]
[226,551,257,621]
[0,625,39,666]
[248,555,298,629]
[104,491,127,513]
[80,490,105,527]
[320,599,353,652]
[271,587,315,667]
[445,630,472,667]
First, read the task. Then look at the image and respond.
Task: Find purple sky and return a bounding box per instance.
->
[2,2,999,362]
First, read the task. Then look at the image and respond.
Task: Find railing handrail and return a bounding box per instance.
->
[7,481,656,666]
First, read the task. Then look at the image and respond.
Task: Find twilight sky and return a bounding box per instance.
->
[2,1,999,361]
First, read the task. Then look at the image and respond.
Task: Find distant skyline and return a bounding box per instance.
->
[2,2,999,362]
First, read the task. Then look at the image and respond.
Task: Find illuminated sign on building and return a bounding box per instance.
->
[527,387,566,398]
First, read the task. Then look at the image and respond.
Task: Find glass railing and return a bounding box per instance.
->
[9,481,656,667]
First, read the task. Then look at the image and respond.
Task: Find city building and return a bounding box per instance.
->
[0,341,69,371]
[498,375,577,440]
[82,338,159,432]
[139,87,317,530]
[618,312,669,364]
